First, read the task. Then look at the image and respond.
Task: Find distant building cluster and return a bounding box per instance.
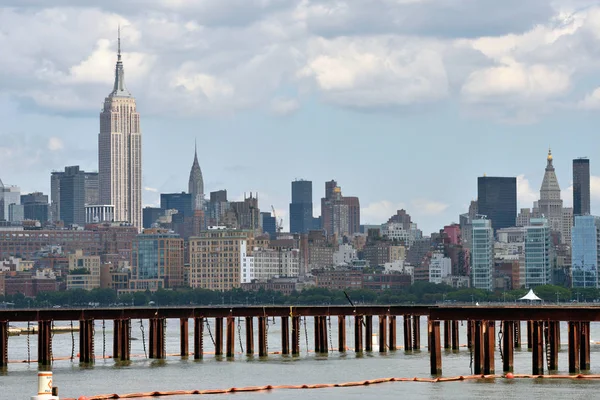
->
[0,37,597,298]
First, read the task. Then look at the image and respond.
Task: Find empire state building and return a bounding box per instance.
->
[98,31,142,230]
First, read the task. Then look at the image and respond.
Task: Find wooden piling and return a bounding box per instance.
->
[413,315,421,350]
[388,315,396,351]
[569,321,580,373]
[0,320,7,368]
[580,321,590,371]
[79,319,94,364]
[338,316,346,352]
[245,316,254,356]
[473,320,484,375]
[502,320,514,373]
[379,315,387,353]
[281,316,290,355]
[258,316,267,357]
[113,318,130,361]
[429,320,442,375]
[215,317,223,356]
[355,315,363,353]
[451,320,459,351]
[226,317,235,358]
[193,317,204,360]
[291,316,300,356]
[403,315,412,351]
[484,321,495,375]
[180,318,189,358]
[532,321,544,375]
[444,320,451,349]
[38,320,52,366]
[547,321,559,371]
[365,315,373,352]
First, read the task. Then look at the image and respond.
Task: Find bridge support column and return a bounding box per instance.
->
[180,318,189,358]
[258,316,267,357]
[389,316,396,351]
[451,320,459,351]
[413,315,421,350]
[338,316,346,352]
[0,320,8,368]
[321,316,329,353]
[484,321,495,375]
[193,317,204,360]
[245,317,254,356]
[502,321,514,373]
[467,320,473,350]
[473,320,484,375]
[38,320,52,366]
[514,321,521,348]
[314,316,320,353]
[546,321,559,371]
[226,317,235,358]
[113,319,130,361]
[532,321,544,375]
[215,317,223,356]
[429,320,442,375]
[569,321,580,373]
[403,315,412,351]
[527,320,533,350]
[444,320,451,349]
[580,321,590,371]
[291,316,300,356]
[281,316,289,355]
[149,318,166,359]
[365,315,373,352]
[79,319,94,364]
[354,316,363,353]
[379,315,387,353]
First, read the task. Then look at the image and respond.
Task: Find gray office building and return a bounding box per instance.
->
[51,167,98,223]
[477,176,517,231]
[573,158,591,217]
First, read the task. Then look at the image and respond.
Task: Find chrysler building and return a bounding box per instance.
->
[98,30,142,230]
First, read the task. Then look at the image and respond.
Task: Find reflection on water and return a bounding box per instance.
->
[2,318,600,399]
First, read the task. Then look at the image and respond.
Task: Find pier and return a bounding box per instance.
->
[0,305,599,375]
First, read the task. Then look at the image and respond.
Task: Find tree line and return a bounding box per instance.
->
[1,282,599,309]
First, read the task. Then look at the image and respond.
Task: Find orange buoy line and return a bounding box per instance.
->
[63,374,600,400]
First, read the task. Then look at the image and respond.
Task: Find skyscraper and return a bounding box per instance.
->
[99,29,142,230]
[537,149,563,232]
[573,158,591,217]
[524,218,552,288]
[471,217,493,291]
[188,141,204,211]
[59,166,86,226]
[477,176,517,231]
[51,168,98,223]
[571,215,600,288]
[289,179,313,234]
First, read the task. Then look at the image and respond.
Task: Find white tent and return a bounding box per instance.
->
[519,289,542,301]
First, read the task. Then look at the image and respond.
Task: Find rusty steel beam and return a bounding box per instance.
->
[502,320,514,373]
[388,315,396,351]
[379,315,387,353]
[451,320,459,351]
[365,315,373,352]
[546,321,559,371]
[338,316,346,352]
[443,320,450,349]
[484,321,495,375]
[473,321,484,375]
[355,315,363,353]
[569,321,580,373]
[193,317,204,360]
[403,315,412,351]
[226,317,235,358]
[245,317,254,356]
[38,320,52,366]
[281,316,290,355]
[292,316,300,356]
[532,321,544,375]
[79,319,94,364]
[429,320,442,375]
[258,316,267,357]
[580,321,590,371]
[413,315,421,351]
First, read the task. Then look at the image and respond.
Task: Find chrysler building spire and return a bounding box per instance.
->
[189,140,204,210]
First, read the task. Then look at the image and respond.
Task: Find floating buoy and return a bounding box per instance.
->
[505,373,514,379]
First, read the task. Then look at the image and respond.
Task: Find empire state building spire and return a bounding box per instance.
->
[111,26,131,97]
[189,140,204,210]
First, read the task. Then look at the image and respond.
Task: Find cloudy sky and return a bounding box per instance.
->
[2,0,600,234]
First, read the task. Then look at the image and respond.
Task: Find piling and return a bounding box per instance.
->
[514,321,521,348]
[291,316,300,356]
[413,315,421,350]
[180,318,189,358]
[365,316,373,352]
[355,315,363,353]
[379,315,387,353]
[473,320,484,375]
[580,321,590,371]
[428,320,442,375]
[451,320,459,351]
[258,316,267,357]
[193,317,204,360]
[403,315,412,351]
[246,317,254,356]
[443,320,451,349]
[149,318,166,359]
[281,316,290,355]
[215,317,224,356]
[568,321,580,373]
[79,319,94,364]
[484,321,495,375]
[0,320,8,367]
[532,320,544,375]
[502,320,514,373]
[338,316,346,352]
[226,317,235,358]
[388,315,396,351]
[547,321,559,371]
[527,320,533,350]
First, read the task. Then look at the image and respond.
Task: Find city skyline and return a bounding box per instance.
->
[2,2,600,234]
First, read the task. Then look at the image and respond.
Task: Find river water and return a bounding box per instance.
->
[2,318,599,399]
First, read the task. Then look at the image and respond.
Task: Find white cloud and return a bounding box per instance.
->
[410,199,449,216]
[590,176,600,200]
[578,87,600,109]
[516,174,538,207]
[144,187,158,192]
[47,137,64,151]
[270,97,300,115]
[361,200,405,224]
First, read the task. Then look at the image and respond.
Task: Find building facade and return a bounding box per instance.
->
[289,179,313,234]
[571,215,600,288]
[537,150,563,234]
[98,32,142,230]
[573,158,591,217]
[188,142,204,211]
[525,218,552,287]
[130,230,184,291]
[477,176,517,231]
[471,218,494,291]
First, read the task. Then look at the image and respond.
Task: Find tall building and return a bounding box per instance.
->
[208,190,228,226]
[477,176,517,231]
[571,215,600,288]
[524,218,552,288]
[261,212,277,239]
[321,181,359,237]
[230,193,260,231]
[0,182,20,222]
[160,192,193,218]
[21,192,49,224]
[471,217,493,291]
[59,166,86,226]
[51,168,98,223]
[130,229,185,291]
[537,149,563,233]
[573,158,591,217]
[289,179,313,234]
[188,141,204,211]
[99,30,142,230]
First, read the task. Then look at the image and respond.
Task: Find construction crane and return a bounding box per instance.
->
[271,205,283,233]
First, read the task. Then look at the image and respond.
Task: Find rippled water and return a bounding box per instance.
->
[2,318,600,399]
